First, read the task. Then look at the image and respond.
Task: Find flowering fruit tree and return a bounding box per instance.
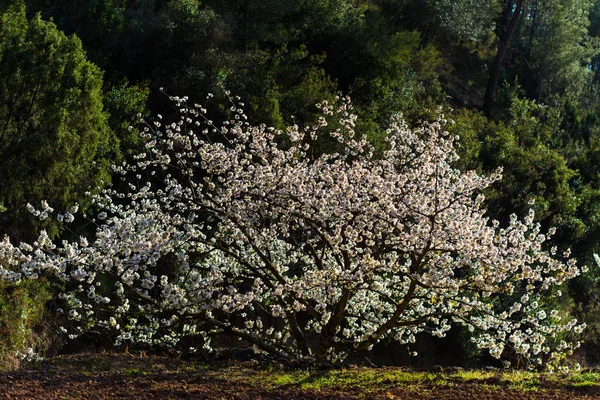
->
[0,94,587,365]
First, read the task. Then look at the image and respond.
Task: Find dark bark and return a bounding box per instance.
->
[483,0,526,117]
[287,310,312,357]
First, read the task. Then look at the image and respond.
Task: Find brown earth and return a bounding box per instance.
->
[1,352,600,399]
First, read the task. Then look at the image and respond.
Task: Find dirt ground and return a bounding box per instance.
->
[1,352,600,399]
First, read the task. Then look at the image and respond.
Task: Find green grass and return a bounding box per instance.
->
[570,381,600,389]
[500,371,542,390]
[568,372,600,383]
[219,366,600,394]
[450,370,496,381]
[122,368,151,377]
[264,368,440,390]
[566,372,600,389]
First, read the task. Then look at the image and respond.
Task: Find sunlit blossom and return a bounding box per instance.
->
[0,94,587,366]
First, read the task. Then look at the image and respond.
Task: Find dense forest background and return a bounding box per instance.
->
[2,0,600,368]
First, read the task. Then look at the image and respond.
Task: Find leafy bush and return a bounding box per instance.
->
[0,279,52,370]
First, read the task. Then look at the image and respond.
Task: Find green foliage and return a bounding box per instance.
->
[0,278,52,370]
[514,0,598,103]
[436,0,501,43]
[19,0,443,142]
[446,108,487,172]
[103,79,149,155]
[0,4,117,241]
[213,45,338,130]
[453,86,582,236]
[531,0,596,102]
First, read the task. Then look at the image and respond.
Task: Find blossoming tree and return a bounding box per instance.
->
[0,94,586,365]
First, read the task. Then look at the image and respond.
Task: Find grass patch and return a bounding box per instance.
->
[450,370,496,381]
[501,371,541,390]
[122,368,150,377]
[570,381,600,389]
[248,367,600,393]
[272,372,309,386]
[569,372,600,383]
[260,368,444,392]
[566,372,600,390]
[203,363,600,396]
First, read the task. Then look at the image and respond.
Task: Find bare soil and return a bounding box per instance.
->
[1,352,599,399]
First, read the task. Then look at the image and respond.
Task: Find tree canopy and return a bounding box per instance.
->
[0,4,117,241]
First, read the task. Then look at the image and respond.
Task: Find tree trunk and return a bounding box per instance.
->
[483,0,526,117]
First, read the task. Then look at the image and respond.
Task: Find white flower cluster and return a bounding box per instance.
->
[0,94,587,366]
[15,347,44,363]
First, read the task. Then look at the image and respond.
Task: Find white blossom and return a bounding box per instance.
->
[0,94,586,366]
